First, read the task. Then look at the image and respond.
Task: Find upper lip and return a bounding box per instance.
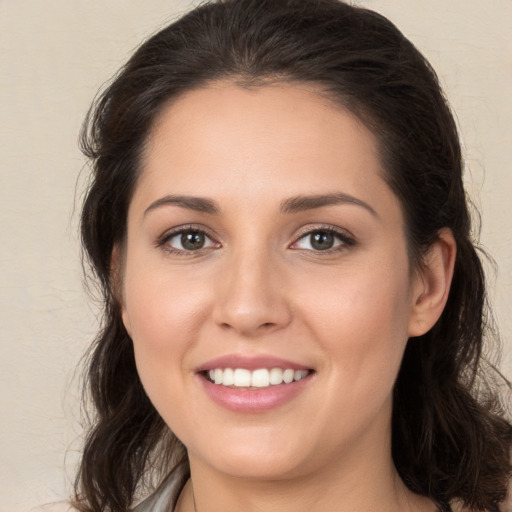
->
[195,354,312,372]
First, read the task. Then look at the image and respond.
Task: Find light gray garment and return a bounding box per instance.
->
[133,467,187,512]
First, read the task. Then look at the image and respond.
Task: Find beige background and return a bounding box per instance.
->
[0,1,510,510]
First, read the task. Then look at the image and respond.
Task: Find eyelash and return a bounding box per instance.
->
[291,226,355,253]
[156,224,219,256]
[157,224,355,256]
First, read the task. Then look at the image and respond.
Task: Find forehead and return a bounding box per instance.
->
[132,81,398,222]
[148,81,375,152]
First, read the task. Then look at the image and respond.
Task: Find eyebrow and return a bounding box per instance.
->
[143,192,377,218]
[144,195,220,216]
[280,193,378,217]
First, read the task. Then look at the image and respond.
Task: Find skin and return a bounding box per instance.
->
[120,82,456,512]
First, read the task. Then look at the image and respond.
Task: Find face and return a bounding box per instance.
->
[121,82,424,481]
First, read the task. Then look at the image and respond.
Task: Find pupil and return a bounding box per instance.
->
[311,231,334,250]
[181,231,205,250]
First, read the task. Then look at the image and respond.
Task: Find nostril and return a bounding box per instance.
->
[219,321,276,333]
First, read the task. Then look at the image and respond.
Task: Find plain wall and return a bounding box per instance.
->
[0,1,510,510]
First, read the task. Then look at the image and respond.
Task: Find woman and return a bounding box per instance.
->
[73,0,512,511]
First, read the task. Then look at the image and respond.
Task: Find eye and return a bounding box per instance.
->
[160,227,219,254]
[292,228,354,252]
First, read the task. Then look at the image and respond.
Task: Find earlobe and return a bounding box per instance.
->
[121,308,132,337]
[408,228,456,337]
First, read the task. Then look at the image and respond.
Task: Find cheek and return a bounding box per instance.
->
[297,260,412,390]
[121,260,212,398]
[289,265,412,452]
[124,255,209,342]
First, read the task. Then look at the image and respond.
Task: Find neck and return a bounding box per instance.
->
[177,435,436,512]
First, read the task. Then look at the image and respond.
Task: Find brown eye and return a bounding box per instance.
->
[163,228,218,253]
[292,228,354,252]
[181,231,206,250]
[310,231,335,250]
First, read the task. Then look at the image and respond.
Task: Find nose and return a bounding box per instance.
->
[212,247,292,338]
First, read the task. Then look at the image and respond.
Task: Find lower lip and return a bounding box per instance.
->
[198,374,312,413]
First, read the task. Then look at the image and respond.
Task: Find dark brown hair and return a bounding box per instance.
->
[74,0,512,510]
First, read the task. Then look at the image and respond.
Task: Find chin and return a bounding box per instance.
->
[207,452,312,481]
[185,427,325,481]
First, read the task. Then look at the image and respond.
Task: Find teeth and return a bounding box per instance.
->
[208,367,310,388]
[222,368,234,386]
[283,369,294,383]
[269,368,283,385]
[233,368,251,387]
[251,369,270,387]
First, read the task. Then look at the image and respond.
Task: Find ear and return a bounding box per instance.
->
[111,243,132,337]
[408,228,456,337]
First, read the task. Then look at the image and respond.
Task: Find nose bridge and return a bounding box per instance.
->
[213,240,291,336]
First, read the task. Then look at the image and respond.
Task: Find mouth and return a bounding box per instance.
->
[196,356,315,412]
[202,367,313,388]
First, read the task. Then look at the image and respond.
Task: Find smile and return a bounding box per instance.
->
[197,356,315,412]
[206,368,311,388]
